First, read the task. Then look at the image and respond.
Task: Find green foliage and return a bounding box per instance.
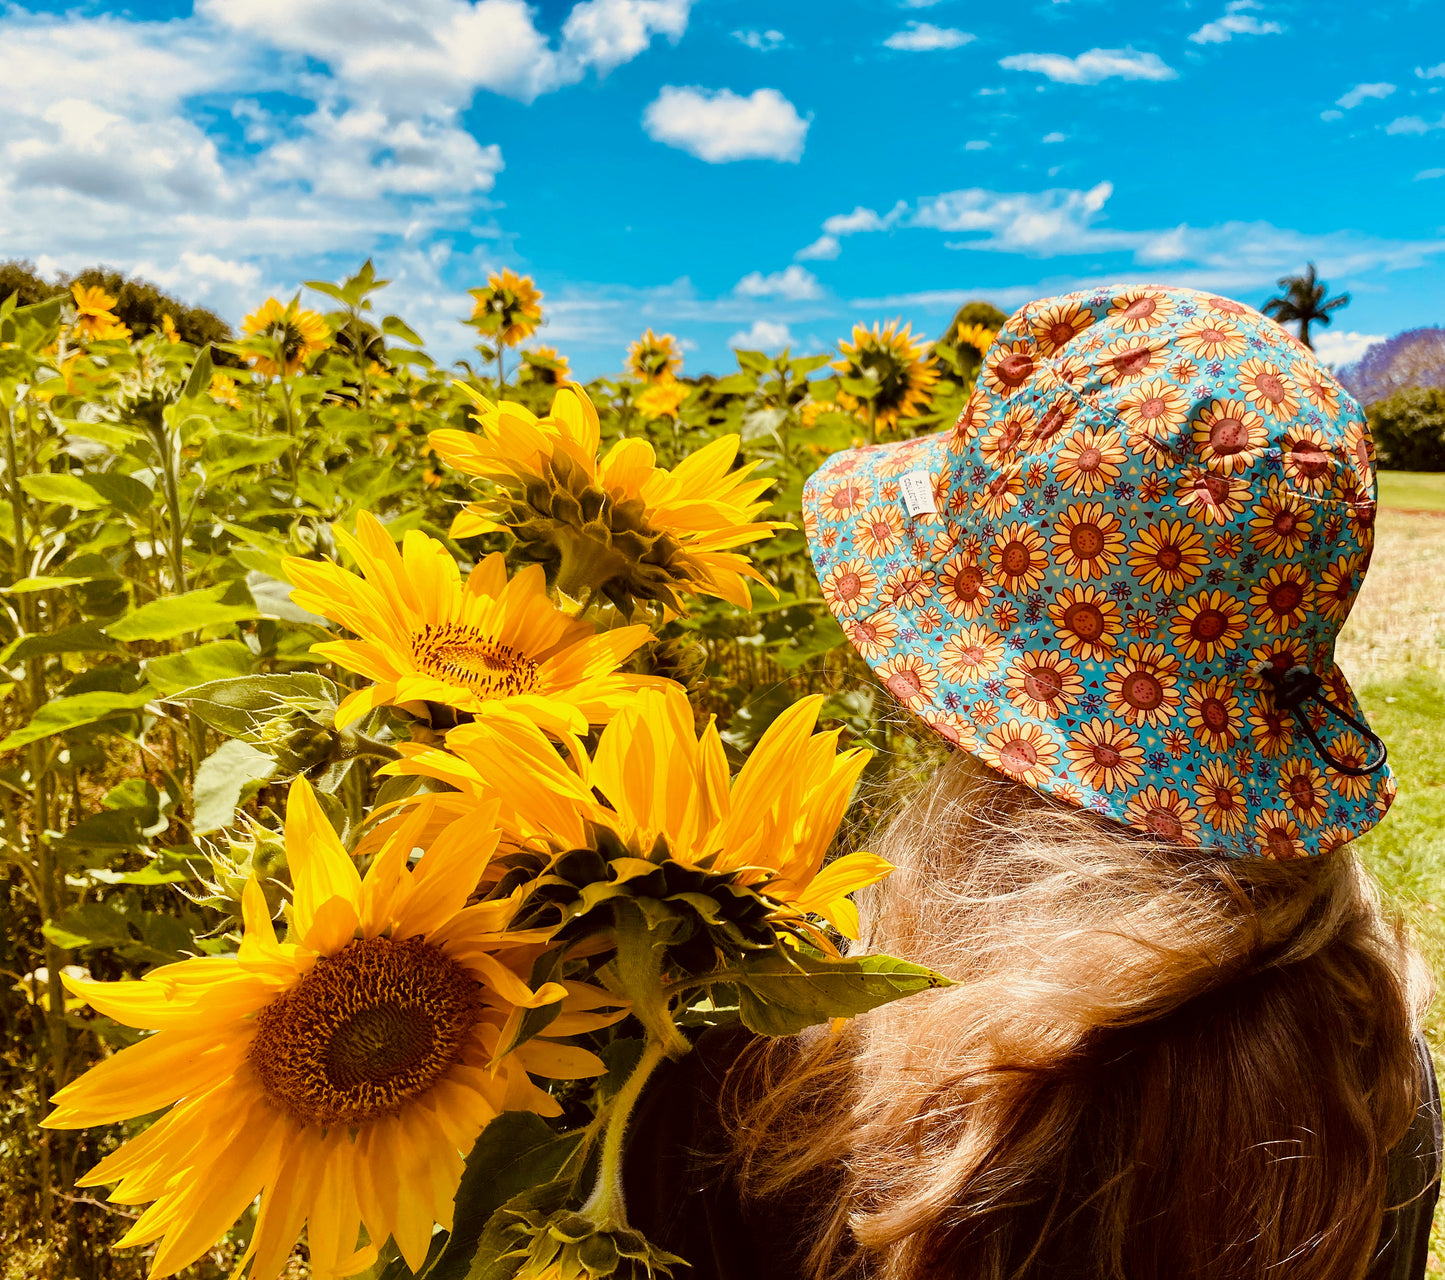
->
[0,261,975,1279]
[1368,387,1445,472]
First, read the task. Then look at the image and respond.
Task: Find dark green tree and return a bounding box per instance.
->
[0,260,233,348]
[1367,387,1445,472]
[941,300,1008,347]
[1261,263,1349,350]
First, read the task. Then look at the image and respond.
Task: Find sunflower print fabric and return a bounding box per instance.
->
[802,285,1394,859]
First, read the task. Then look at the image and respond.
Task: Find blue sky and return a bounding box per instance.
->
[1,0,1441,377]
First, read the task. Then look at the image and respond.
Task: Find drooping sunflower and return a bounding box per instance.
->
[626,328,684,383]
[390,685,891,942]
[833,320,939,437]
[70,283,130,342]
[282,511,660,735]
[242,297,331,377]
[44,781,616,1280]
[430,383,783,611]
[469,269,543,348]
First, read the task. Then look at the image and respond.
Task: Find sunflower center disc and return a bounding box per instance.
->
[413,621,542,700]
[251,936,483,1127]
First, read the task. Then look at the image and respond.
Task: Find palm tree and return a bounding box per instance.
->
[1261,263,1349,350]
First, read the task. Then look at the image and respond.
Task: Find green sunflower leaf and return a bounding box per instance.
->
[728,946,952,1038]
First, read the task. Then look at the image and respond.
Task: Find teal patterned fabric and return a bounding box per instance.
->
[802,285,1394,858]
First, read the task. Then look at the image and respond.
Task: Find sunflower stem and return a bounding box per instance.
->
[578,1035,668,1232]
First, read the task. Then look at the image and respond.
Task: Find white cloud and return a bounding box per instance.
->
[642,86,810,162]
[200,0,690,105]
[733,28,783,51]
[898,0,947,7]
[1042,131,1066,143]
[795,234,840,261]
[1187,1,1282,45]
[1417,62,1445,79]
[822,203,906,235]
[1336,82,1396,109]
[733,264,823,301]
[1312,330,1385,368]
[914,181,1117,253]
[999,47,1176,84]
[1320,108,1343,121]
[884,22,975,52]
[560,0,690,76]
[729,319,794,350]
[1418,168,1445,181]
[964,139,991,151]
[1386,115,1445,135]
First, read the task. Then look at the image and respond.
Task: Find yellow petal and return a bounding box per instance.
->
[285,778,363,952]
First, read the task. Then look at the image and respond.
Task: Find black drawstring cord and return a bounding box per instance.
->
[1257,664,1388,778]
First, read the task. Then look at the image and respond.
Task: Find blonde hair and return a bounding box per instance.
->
[729,752,1433,1280]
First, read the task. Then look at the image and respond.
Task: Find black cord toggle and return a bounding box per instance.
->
[1258,664,1388,778]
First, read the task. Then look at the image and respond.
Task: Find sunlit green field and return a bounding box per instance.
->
[1339,494,1445,1271]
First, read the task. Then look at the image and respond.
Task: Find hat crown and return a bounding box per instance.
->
[952,286,1376,662]
[801,284,1393,859]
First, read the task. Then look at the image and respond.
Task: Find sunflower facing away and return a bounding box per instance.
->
[833,320,939,438]
[519,345,572,386]
[44,781,619,1280]
[283,511,660,736]
[468,269,543,348]
[430,383,783,612]
[626,329,684,384]
[242,297,331,377]
[392,684,893,941]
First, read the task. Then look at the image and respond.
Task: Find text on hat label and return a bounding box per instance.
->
[899,470,937,517]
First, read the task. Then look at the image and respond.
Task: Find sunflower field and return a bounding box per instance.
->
[0,263,1002,1280]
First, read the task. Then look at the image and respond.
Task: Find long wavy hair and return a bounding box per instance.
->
[728,751,1432,1280]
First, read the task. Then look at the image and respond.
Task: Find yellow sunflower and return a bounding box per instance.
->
[70,283,131,342]
[243,298,330,377]
[469,269,543,348]
[431,384,782,611]
[395,686,890,942]
[1192,399,1268,475]
[626,329,684,383]
[634,378,689,420]
[833,320,939,437]
[45,781,615,1280]
[208,371,243,409]
[282,511,659,735]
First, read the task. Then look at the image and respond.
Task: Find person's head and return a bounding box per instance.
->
[731,754,1430,1280]
[734,286,1431,1279]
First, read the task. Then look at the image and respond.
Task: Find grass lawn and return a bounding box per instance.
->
[1339,502,1445,1271]
[1379,470,1445,513]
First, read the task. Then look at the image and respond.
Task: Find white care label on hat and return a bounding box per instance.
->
[899,470,938,518]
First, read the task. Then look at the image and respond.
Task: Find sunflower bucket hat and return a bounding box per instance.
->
[802,284,1392,859]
